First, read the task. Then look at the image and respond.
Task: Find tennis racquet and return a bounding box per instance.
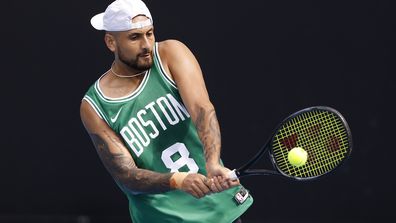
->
[228,106,352,181]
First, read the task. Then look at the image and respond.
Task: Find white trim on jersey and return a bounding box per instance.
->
[83,95,110,125]
[154,42,177,89]
[94,69,151,103]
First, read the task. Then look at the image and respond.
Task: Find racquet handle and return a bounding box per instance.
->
[228,169,238,180]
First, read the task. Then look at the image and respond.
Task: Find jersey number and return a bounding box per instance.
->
[161,143,199,173]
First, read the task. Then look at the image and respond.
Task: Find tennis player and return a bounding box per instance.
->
[80,0,253,222]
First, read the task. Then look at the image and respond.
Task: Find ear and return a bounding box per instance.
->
[104,33,117,52]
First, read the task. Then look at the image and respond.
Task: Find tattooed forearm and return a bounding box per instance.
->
[90,133,173,194]
[194,107,221,164]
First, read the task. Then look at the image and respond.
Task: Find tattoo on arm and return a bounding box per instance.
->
[89,133,173,194]
[194,107,221,163]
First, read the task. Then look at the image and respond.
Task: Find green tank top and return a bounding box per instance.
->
[83,42,253,223]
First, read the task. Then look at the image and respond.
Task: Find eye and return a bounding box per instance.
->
[146,32,153,37]
[129,34,138,40]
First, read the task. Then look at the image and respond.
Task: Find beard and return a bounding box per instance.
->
[117,46,153,72]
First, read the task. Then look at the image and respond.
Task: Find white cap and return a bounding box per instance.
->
[90,0,153,31]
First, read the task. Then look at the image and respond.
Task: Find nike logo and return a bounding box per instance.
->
[111,107,123,123]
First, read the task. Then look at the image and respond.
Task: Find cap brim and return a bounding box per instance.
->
[90,13,105,30]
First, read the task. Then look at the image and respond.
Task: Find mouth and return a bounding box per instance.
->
[139,52,151,58]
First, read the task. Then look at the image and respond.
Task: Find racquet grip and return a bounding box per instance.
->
[228,169,238,180]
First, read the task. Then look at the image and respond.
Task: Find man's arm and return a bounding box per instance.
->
[159,40,239,190]
[80,100,211,198]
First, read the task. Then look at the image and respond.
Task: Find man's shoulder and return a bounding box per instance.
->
[157,39,192,67]
[158,39,186,50]
[158,39,190,57]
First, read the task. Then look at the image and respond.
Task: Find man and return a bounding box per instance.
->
[80,0,253,222]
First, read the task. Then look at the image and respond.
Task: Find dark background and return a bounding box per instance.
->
[1,0,394,222]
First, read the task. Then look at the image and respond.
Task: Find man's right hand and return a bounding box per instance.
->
[170,173,212,199]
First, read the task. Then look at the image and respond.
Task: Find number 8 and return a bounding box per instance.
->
[161,143,199,173]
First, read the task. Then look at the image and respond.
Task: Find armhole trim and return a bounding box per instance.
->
[154,42,177,89]
[83,96,110,125]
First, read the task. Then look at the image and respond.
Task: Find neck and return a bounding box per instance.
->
[111,61,146,78]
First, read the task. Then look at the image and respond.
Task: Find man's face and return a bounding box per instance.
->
[112,16,155,72]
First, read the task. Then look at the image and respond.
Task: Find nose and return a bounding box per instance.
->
[141,35,151,51]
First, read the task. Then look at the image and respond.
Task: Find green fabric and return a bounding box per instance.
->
[83,42,253,223]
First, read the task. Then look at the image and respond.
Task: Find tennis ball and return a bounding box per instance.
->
[288,147,308,167]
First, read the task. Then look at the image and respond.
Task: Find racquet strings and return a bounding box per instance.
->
[271,109,350,179]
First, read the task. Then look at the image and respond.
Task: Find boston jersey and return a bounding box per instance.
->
[83,42,253,223]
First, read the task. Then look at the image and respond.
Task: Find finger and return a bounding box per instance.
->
[227,178,240,188]
[205,178,218,193]
[213,176,224,191]
[189,189,200,199]
[221,178,231,190]
[221,179,231,190]
[196,178,211,195]
[191,183,205,198]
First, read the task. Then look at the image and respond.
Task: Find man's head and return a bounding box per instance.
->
[90,0,154,72]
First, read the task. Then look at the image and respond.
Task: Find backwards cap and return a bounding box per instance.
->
[90,0,152,31]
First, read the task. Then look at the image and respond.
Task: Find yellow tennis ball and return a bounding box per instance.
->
[288,147,308,167]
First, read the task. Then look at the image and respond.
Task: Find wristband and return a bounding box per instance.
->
[170,172,189,189]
